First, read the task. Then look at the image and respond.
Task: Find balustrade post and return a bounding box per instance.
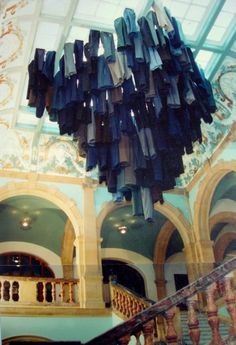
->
[60,282,64,303]
[134,330,142,345]
[224,276,236,337]
[51,282,56,303]
[187,296,200,345]
[164,307,178,345]
[118,334,131,345]
[143,320,154,345]
[118,291,122,313]
[9,281,12,302]
[68,282,73,303]
[155,315,166,342]
[206,282,224,345]
[126,296,131,318]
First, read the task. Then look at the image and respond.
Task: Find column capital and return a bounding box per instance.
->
[82,177,98,190]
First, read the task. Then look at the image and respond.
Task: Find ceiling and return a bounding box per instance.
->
[101,205,165,260]
[0,0,235,186]
[0,195,67,256]
[1,0,235,136]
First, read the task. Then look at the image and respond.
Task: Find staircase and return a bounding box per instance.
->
[6,257,236,345]
[83,256,236,345]
[180,311,229,345]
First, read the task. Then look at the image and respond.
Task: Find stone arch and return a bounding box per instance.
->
[209,212,236,234]
[96,200,130,235]
[154,202,192,246]
[214,232,236,262]
[97,200,191,245]
[194,161,236,242]
[0,181,82,237]
[3,336,51,345]
[98,201,191,300]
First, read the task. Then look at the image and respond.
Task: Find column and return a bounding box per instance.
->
[183,243,200,282]
[153,262,166,300]
[194,240,215,276]
[74,180,104,308]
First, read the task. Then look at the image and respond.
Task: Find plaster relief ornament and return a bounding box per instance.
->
[0,21,24,69]
[0,74,14,106]
[1,0,28,20]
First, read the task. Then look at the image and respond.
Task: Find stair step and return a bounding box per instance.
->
[180,312,230,345]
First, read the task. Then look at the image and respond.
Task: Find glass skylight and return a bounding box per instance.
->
[182,20,199,37]
[185,4,206,21]
[196,50,214,69]
[207,26,228,43]
[32,22,62,53]
[67,26,90,44]
[41,0,71,17]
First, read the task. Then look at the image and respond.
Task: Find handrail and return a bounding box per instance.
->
[84,256,236,345]
[0,275,79,283]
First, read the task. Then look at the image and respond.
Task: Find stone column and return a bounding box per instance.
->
[74,180,104,308]
[153,262,166,300]
[194,240,215,276]
[183,243,200,282]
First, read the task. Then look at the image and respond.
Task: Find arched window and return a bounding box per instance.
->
[0,252,54,277]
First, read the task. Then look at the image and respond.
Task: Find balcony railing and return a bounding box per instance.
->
[0,276,80,305]
[83,256,236,345]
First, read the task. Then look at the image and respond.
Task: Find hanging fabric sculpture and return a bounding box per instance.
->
[26,1,217,221]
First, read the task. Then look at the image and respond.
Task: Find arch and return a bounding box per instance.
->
[210,199,236,217]
[209,211,236,233]
[96,200,131,234]
[3,336,51,345]
[0,181,82,237]
[214,232,236,262]
[153,220,177,265]
[101,248,157,300]
[154,202,192,245]
[0,242,63,277]
[194,161,236,242]
[97,200,191,245]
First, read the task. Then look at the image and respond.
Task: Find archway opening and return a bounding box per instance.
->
[102,259,146,297]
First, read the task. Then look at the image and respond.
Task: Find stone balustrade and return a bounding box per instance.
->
[0,276,80,305]
[109,276,236,345]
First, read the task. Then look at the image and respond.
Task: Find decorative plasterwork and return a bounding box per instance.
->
[0,74,14,106]
[1,0,28,20]
[0,21,24,69]
[0,128,32,171]
[37,134,97,179]
[177,60,236,187]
